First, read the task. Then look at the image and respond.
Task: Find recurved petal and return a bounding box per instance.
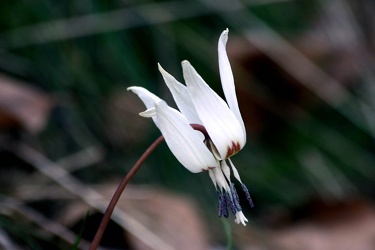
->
[155,101,217,173]
[127,86,161,109]
[158,63,201,124]
[127,86,162,125]
[139,107,156,118]
[182,60,245,160]
[218,29,246,139]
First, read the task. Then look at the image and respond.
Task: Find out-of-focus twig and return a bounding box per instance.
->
[0,1,210,49]
[298,149,356,200]
[11,145,105,201]
[0,0,294,49]
[0,227,22,250]
[0,197,93,250]
[199,0,375,138]
[56,145,104,171]
[6,142,175,250]
[89,135,164,250]
[320,0,375,138]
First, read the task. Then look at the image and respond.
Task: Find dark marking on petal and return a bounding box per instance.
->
[226,141,241,158]
[201,166,216,172]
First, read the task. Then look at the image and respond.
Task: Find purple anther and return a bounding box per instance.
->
[221,191,229,218]
[225,191,237,215]
[241,183,254,208]
[216,189,229,218]
[230,183,242,212]
[216,189,224,218]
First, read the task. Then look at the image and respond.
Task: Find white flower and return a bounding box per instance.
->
[128,29,253,225]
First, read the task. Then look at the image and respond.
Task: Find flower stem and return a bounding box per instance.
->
[89,124,208,249]
[89,135,164,250]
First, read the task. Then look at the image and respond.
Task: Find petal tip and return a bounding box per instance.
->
[181,60,190,67]
[158,63,174,80]
[127,86,136,92]
[221,28,229,36]
[127,86,145,93]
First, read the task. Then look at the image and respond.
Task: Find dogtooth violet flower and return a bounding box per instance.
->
[127,29,254,225]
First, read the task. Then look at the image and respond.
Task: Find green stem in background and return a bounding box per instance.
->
[89,124,208,250]
[222,218,233,249]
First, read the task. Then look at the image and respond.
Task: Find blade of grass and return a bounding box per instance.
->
[72,211,90,250]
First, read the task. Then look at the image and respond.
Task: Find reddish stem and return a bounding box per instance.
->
[190,124,208,139]
[89,135,164,250]
[89,124,208,249]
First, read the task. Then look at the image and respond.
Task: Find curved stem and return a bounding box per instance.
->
[89,125,208,249]
[89,135,164,250]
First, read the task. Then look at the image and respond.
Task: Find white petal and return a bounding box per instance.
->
[155,101,217,173]
[127,86,161,126]
[218,29,246,139]
[158,63,202,124]
[127,86,161,108]
[182,60,245,160]
[139,107,156,118]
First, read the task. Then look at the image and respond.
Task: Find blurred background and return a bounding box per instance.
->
[1,0,375,249]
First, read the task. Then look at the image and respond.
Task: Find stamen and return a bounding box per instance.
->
[208,140,221,160]
[212,166,228,191]
[225,191,236,215]
[241,183,254,208]
[221,191,229,218]
[208,169,217,189]
[230,183,242,212]
[215,189,229,218]
[220,160,231,181]
[216,189,224,218]
[228,158,242,183]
